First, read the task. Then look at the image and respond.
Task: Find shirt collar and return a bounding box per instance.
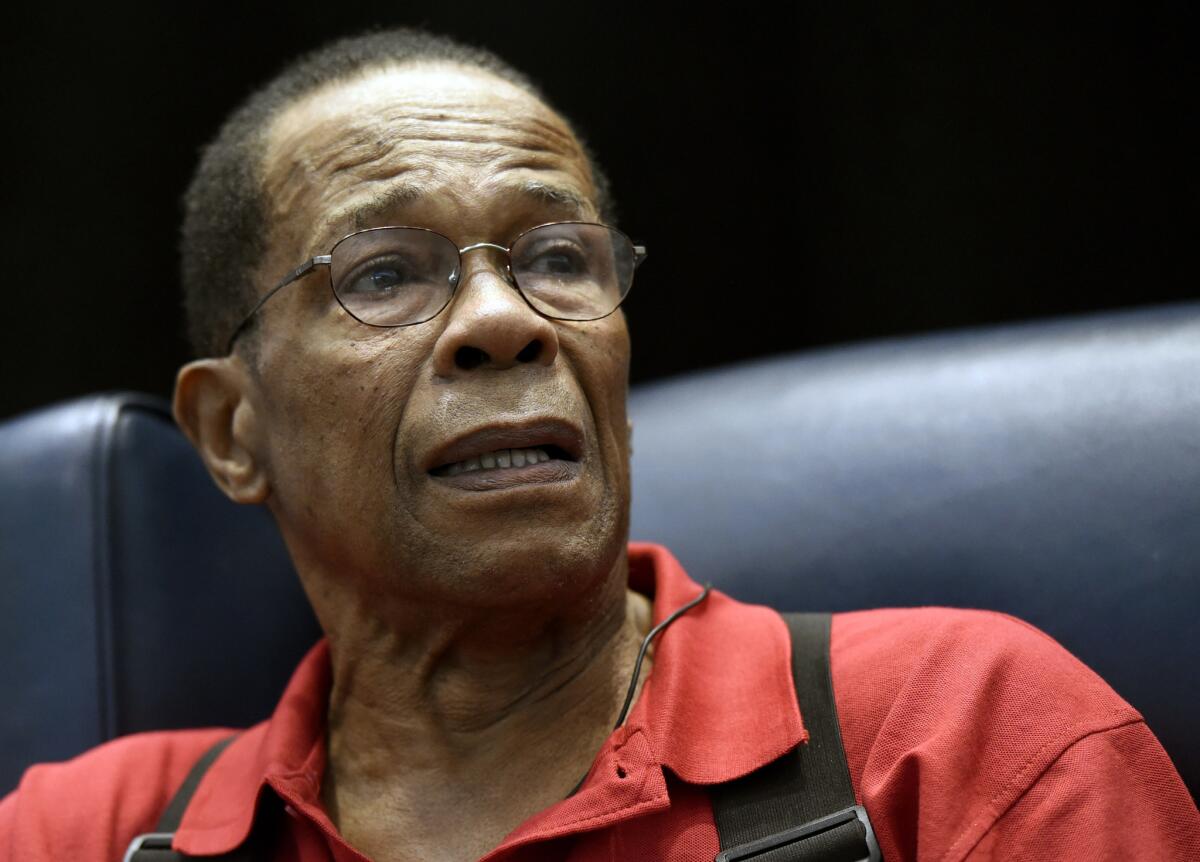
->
[173,542,806,855]
[623,542,807,783]
[174,639,331,855]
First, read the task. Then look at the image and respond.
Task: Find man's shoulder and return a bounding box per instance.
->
[826,606,1152,858]
[829,605,1140,734]
[1,727,235,862]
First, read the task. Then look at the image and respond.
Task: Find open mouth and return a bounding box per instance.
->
[423,420,585,490]
[430,445,577,477]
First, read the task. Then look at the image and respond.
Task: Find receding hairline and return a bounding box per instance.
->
[254,59,602,263]
[259,58,598,209]
[274,58,548,118]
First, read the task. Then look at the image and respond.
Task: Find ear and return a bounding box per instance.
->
[172,358,270,504]
[627,418,634,457]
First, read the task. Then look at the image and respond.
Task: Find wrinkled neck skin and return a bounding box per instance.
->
[313,550,653,862]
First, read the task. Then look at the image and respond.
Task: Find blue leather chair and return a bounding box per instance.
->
[2,302,1197,800]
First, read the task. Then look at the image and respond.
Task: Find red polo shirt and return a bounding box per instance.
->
[3,543,1197,860]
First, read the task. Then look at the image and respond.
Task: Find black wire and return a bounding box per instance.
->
[612,583,712,730]
[563,583,715,798]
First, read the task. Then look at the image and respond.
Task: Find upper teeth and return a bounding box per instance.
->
[443,447,552,476]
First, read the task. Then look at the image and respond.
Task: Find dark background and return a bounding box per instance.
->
[1,3,1195,420]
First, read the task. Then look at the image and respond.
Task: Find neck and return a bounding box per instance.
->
[315,552,653,862]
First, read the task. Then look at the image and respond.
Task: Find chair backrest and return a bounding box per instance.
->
[629,301,1199,799]
[0,394,319,795]
[2,302,1196,799]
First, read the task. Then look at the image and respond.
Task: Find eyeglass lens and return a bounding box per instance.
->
[328,224,635,327]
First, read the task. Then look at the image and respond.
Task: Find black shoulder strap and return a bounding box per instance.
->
[709,612,882,862]
[122,734,274,862]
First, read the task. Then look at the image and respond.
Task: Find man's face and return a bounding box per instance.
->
[243,64,632,610]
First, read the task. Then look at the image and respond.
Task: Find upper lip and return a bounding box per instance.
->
[423,418,585,473]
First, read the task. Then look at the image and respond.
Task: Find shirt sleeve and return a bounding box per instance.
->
[0,788,16,859]
[963,719,1200,861]
[831,607,1199,862]
[0,728,231,862]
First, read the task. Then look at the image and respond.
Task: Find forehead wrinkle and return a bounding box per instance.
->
[346,123,579,164]
[381,107,582,155]
[277,121,581,218]
[311,133,396,177]
[311,143,595,234]
[359,88,582,147]
[379,102,574,132]
[312,177,595,250]
[266,76,597,258]
[295,102,583,175]
[264,135,399,228]
[267,80,588,207]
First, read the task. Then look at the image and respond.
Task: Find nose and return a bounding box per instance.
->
[430,251,560,377]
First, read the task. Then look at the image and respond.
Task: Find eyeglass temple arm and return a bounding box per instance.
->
[224,255,333,354]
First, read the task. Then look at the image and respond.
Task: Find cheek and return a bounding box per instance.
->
[597,318,632,417]
[257,331,430,499]
[567,317,631,454]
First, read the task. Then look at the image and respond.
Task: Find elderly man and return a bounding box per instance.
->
[2,27,1198,862]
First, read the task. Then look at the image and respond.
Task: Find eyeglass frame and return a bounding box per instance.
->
[224,220,647,354]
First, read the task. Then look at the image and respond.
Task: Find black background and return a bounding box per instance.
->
[1,3,1195,419]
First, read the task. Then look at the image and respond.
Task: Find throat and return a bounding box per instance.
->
[320,596,651,862]
[315,555,655,858]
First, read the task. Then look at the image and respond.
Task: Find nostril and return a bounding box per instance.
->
[455,346,488,370]
[516,340,542,363]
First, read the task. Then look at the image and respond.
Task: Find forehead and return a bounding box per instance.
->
[261,63,597,250]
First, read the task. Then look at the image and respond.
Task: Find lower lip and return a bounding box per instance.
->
[428,459,581,491]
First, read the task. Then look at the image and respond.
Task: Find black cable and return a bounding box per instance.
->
[563,583,714,799]
[612,583,712,729]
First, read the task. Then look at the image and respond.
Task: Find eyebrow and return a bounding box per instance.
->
[319,179,595,241]
[515,180,593,213]
[346,183,424,231]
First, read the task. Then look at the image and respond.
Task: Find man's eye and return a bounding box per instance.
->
[522,244,589,277]
[366,268,405,290]
[341,258,421,298]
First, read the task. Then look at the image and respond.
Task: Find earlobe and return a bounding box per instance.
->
[172,359,270,504]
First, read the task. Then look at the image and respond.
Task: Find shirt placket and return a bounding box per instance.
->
[480,726,670,861]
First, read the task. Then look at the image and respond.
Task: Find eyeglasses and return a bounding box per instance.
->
[225,221,647,353]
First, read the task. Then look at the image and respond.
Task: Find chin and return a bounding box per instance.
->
[418,504,629,610]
